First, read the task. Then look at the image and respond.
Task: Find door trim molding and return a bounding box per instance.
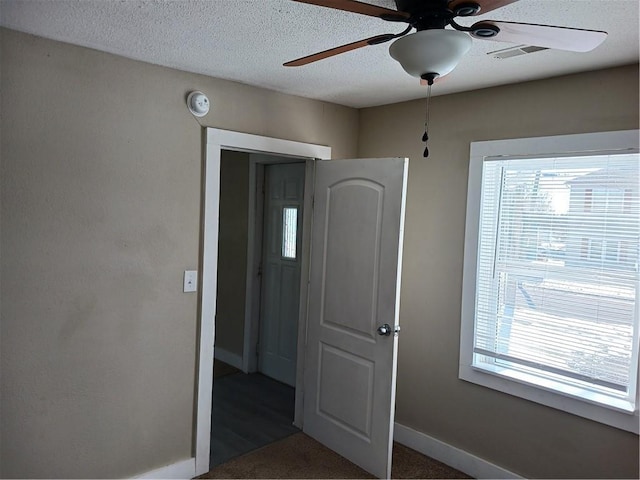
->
[393,423,522,479]
[195,128,331,476]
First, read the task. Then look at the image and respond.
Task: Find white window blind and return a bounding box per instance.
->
[473,153,639,411]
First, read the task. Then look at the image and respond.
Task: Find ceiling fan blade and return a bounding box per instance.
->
[292,0,409,21]
[284,34,395,66]
[471,21,607,52]
[449,0,519,16]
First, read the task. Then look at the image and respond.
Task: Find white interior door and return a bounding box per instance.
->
[303,157,408,479]
[258,163,306,386]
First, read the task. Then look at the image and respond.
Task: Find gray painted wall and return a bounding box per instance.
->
[0,28,357,478]
[358,64,640,479]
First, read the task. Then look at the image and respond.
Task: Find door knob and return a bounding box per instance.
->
[377,324,391,336]
[377,324,400,336]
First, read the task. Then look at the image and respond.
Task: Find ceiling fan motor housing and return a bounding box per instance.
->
[395,0,481,29]
[395,0,450,15]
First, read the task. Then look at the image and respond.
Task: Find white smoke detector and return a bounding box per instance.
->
[187,91,210,117]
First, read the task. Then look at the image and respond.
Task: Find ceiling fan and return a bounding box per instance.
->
[284,0,607,158]
[284,0,608,84]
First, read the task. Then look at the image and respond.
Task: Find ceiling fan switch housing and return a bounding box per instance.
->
[420,73,439,85]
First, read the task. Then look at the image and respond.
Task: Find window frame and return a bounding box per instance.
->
[460,130,640,433]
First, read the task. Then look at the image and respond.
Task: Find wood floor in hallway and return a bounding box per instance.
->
[210,369,299,468]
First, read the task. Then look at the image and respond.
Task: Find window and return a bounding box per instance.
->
[461,130,640,433]
[282,207,298,259]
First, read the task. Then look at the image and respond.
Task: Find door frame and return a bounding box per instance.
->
[195,128,331,476]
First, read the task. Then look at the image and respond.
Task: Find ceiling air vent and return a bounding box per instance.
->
[488,45,549,59]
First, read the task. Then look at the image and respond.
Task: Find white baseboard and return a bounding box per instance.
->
[214,347,243,370]
[394,423,522,479]
[133,457,195,479]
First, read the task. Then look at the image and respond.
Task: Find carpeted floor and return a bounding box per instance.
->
[198,431,471,479]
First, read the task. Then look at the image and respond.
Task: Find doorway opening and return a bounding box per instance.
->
[210,151,307,467]
[196,129,409,480]
[195,129,331,476]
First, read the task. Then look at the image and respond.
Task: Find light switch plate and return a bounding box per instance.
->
[183,270,197,293]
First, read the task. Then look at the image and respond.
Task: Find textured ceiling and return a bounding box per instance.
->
[1,0,638,108]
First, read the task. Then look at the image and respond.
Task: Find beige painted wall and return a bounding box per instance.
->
[358,64,640,479]
[0,28,358,478]
[2,24,638,480]
[215,151,250,359]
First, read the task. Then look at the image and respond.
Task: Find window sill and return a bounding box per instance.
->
[459,363,639,433]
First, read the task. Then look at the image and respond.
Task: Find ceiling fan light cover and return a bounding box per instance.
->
[389,30,473,78]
